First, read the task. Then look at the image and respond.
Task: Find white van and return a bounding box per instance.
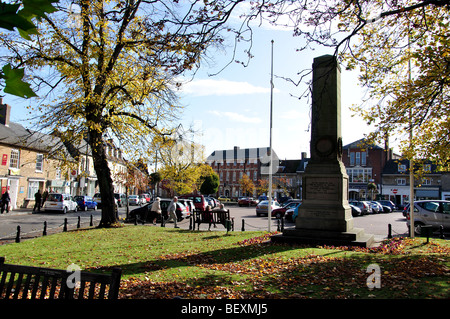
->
[43,193,78,213]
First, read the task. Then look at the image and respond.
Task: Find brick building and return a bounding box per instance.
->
[0,101,76,210]
[206,146,278,199]
[342,138,400,200]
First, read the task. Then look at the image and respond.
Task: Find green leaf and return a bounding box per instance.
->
[2,64,37,98]
[0,2,36,33]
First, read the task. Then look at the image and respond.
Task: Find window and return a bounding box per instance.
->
[421,177,432,185]
[27,181,39,199]
[418,201,439,212]
[361,152,367,166]
[423,164,431,173]
[397,178,406,185]
[9,149,19,168]
[398,164,407,173]
[347,168,372,183]
[36,154,43,172]
[356,152,361,166]
[350,153,355,166]
[55,167,61,179]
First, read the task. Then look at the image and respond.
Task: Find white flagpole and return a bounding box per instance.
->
[268,39,274,232]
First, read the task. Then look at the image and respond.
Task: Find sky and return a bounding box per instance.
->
[176,22,371,160]
[4,3,373,162]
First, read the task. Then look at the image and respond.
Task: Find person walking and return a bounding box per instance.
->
[150,197,162,225]
[166,196,179,228]
[33,189,42,212]
[1,191,10,214]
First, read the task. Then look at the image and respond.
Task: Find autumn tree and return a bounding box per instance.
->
[248,0,450,168]
[239,173,254,196]
[0,0,245,227]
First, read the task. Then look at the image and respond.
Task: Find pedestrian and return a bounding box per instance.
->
[150,197,161,225]
[166,196,179,228]
[42,188,49,206]
[1,191,10,214]
[204,205,216,230]
[33,189,42,212]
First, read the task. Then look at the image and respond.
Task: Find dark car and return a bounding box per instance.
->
[127,198,189,223]
[178,194,207,211]
[238,197,258,207]
[377,200,397,212]
[272,200,302,219]
[74,195,97,211]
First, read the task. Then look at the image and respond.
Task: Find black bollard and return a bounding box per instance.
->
[77,216,81,229]
[15,225,21,243]
[189,216,193,230]
[388,224,392,239]
[63,218,68,232]
[439,225,445,239]
[277,219,281,232]
[241,219,245,232]
[90,215,93,227]
[43,221,47,236]
[281,217,284,232]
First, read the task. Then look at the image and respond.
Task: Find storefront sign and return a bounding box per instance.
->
[2,154,7,166]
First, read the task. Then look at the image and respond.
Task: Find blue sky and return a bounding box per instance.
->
[4,4,372,161]
[177,19,371,160]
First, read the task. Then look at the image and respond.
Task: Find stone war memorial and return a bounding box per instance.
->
[272,55,375,247]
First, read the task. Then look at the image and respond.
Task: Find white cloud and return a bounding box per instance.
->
[180,79,277,96]
[208,110,262,124]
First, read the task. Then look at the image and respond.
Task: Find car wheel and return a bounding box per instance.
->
[414,222,425,236]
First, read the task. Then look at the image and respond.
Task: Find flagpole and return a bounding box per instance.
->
[268,39,274,232]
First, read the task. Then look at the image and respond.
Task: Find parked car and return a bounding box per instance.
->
[238,197,258,207]
[128,195,141,206]
[43,193,78,214]
[127,198,189,223]
[256,200,280,217]
[372,201,392,213]
[284,202,302,222]
[93,192,119,210]
[114,193,127,207]
[139,193,152,204]
[350,204,362,217]
[258,195,268,202]
[139,194,148,205]
[218,196,231,202]
[273,200,302,219]
[178,194,208,211]
[377,200,397,212]
[349,201,372,215]
[74,195,97,211]
[405,200,450,236]
[369,201,383,213]
[178,198,195,213]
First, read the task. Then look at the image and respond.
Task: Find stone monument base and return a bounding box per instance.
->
[271,227,375,247]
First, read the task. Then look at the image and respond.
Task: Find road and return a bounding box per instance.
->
[0,204,413,244]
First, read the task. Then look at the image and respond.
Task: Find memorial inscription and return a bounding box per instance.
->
[305,178,339,201]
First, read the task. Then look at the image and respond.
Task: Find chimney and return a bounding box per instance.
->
[0,99,11,127]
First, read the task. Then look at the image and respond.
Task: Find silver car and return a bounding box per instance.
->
[405,200,450,235]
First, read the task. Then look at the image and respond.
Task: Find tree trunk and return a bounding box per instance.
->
[89,128,118,228]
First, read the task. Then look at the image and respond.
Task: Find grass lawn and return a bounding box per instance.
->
[0,225,449,299]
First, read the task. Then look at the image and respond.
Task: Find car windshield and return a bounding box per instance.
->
[74,196,83,201]
[47,194,62,202]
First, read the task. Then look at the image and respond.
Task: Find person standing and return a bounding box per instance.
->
[1,191,10,214]
[166,196,179,228]
[150,197,162,225]
[33,189,42,212]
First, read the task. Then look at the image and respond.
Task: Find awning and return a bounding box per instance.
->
[416,189,439,198]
